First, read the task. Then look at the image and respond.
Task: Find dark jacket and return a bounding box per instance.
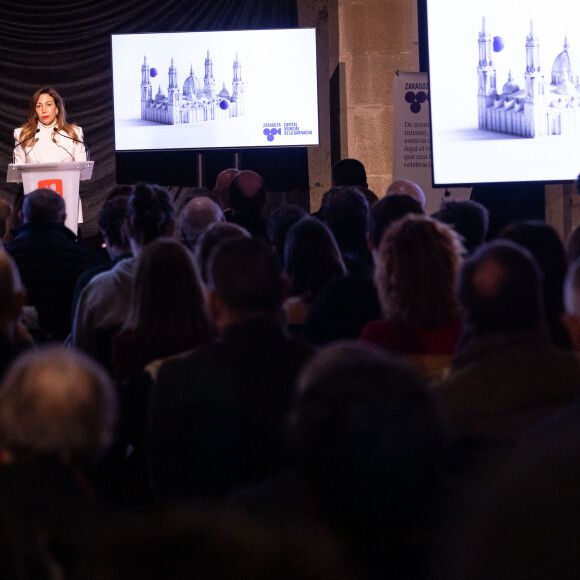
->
[6,223,95,341]
[148,316,314,499]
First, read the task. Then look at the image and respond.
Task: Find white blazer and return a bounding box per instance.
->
[13,124,87,165]
[13,124,87,222]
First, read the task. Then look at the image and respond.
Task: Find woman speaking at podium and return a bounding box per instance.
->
[13,87,86,164]
[13,87,87,225]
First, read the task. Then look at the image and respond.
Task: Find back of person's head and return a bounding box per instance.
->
[195,222,250,284]
[368,194,424,249]
[227,170,266,215]
[332,158,367,188]
[459,240,544,336]
[208,237,285,316]
[284,217,346,299]
[375,214,463,329]
[124,238,210,352]
[98,193,129,250]
[385,179,426,209]
[0,199,13,241]
[267,205,308,263]
[214,168,241,208]
[0,346,116,466]
[22,188,66,225]
[432,199,489,254]
[174,187,218,217]
[178,196,224,251]
[500,220,569,347]
[293,341,447,534]
[127,182,174,245]
[320,186,369,248]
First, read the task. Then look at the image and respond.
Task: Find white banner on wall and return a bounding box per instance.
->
[392,71,471,215]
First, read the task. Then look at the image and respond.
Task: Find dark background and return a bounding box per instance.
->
[0,0,308,236]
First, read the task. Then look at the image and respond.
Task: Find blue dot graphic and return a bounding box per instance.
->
[219,100,229,110]
[267,135,274,141]
[493,36,505,52]
[150,67,158,77]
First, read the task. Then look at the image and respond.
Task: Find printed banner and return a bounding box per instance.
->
[392,71,471,215]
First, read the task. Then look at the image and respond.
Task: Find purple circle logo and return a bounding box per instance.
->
[404,90,429,113]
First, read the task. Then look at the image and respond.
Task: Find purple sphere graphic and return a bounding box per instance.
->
[493,36,505,52]
[410,102,421,114]
[405,91,416,104]
[219,99,229,110]
[150,67,158,77]
[416,91,427,103]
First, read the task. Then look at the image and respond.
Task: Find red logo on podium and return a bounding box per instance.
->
[38,179,64,196]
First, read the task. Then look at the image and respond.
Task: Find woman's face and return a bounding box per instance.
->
[35,93,58,125]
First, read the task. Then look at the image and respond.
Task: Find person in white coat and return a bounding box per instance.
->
[13,86,87,222]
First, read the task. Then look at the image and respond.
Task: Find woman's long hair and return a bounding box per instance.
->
[121,238,212,361]
[284,217,346,301]
[375,215,463,330]
[18,86,79,148]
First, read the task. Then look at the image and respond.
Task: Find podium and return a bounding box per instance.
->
[7,161,94,235]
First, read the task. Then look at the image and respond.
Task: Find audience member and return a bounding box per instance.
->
[0,251,33,378]
[434,241,579,442]
[71,189,132,317]
[360,215,463,379]
[432,199,489,255]
[331,158,378,206]
[72,183,174,367]
[332,158,367,188]
[500,220,571,349]
[112,238,212,380]
[6,188,95,341]
[225,170,268,239]
[177,195,224,252]
[0,346,116,578]
[173,186,218,217]
[385,179,426,209]
[148,237,313,499]
[282,217,346,331]
[367,193,424,253]
[320,186,373,277]
[292,342,448,578]
[213,167,240,210]
[267,204,307,264]
[195,221,250,284]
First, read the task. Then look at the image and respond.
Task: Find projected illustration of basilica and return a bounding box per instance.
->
[141,51,244,125]
[478,18,580,137]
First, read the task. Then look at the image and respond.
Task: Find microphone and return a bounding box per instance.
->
[13,129,40,163]
[53,127,91,161]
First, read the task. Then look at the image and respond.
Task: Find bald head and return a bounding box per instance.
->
[386,180,426,209]
[0,346,116,465]
[179,196,224,249]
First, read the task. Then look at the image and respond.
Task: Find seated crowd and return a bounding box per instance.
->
[1,160,580,578]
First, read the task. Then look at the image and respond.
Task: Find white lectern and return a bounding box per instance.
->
[7,161,94,235]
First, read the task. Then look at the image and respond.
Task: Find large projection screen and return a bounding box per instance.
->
[112,29,319,151]
[427,0,580,185]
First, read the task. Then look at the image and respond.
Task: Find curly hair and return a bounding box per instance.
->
[374,214,463,329]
